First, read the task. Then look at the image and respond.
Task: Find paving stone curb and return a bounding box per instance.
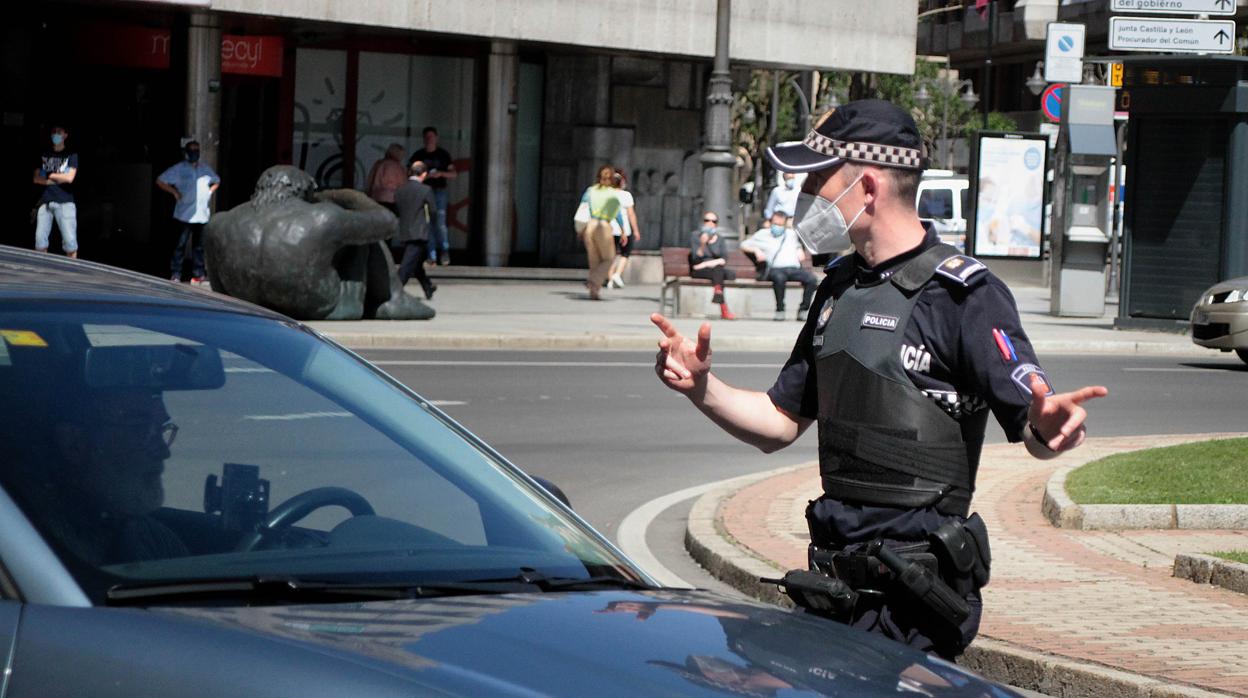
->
[684,465,802,609]
[685,470,1234,698]
[1043,465,1248,531]
[1174,553,1248,596]
[959,639,1232,698]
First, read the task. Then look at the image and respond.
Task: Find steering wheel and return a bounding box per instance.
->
[235,487,375,552]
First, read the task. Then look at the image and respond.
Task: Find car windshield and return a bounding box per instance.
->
[0,304,642,604]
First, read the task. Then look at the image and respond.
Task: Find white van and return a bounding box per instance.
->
[916,170,969,252]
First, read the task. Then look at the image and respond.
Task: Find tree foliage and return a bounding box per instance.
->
[732,59,1017,173]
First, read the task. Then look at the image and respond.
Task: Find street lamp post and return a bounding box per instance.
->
[701,0,737,240]
[915,77,979,169]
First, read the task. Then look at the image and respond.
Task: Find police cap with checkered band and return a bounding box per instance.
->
[766,99,928,174]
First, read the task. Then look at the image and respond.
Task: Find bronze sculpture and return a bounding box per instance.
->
[204,166,434,320]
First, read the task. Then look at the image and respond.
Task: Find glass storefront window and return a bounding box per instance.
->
[292,49,348,189]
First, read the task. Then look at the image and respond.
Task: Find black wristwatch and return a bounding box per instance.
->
[1029,422,1057,452]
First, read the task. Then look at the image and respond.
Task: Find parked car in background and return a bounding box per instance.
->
[1190,276,1248,364]
[0,246,1017,697]
[916,170,969,252]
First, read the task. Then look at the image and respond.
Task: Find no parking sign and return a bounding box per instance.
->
[1041,83,1066,123]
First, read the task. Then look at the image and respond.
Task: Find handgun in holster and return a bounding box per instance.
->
[760,569,858,621]
[868,540,970,628]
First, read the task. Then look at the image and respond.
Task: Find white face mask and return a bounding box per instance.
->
[794,173,865,255]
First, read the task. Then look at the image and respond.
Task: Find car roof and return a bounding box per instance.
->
[0,245,289,322]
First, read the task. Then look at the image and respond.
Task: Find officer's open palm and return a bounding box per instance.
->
[651,313,712,395]
[1027,375,1108,452]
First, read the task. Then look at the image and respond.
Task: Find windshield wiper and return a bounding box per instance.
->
[463,568,654,592]
[106,570,653,606]
[106,575,531,606]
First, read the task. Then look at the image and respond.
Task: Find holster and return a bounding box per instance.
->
[928,512,992,596]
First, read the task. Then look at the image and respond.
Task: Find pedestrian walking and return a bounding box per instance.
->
[392,161,438,300]
[687,211,736,320]
[157,140,220,284]
[365,143,408,213]
[762,172,801,224]
[651,99,1108,660]
[32,125,79,259]
[606,168,640,289]
[407,127,456,266]
[578,165,621,300]
[739,210,818,321]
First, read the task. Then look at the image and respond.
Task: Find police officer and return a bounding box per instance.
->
[651,99,1108,659]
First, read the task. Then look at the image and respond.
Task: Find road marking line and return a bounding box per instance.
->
[616,465,807,589]
[1122,367,1238,373]
[244,411,351,421]
[428,400,467,406]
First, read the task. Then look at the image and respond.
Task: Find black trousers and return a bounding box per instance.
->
[767,267,817,311]
[397,239,434,297]
[690,266,736,303]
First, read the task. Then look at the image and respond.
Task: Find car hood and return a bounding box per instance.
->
[153,589,1011,697]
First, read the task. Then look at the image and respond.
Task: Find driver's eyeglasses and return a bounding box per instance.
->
[703,218,718,224]
[155,420,179,448]
[95,419,179,448]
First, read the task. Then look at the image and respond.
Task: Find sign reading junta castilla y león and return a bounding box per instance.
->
[1108,16,1236,54]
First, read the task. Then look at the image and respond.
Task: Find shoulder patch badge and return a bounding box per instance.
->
[934,255,988,287]
[1010,363,1053,401]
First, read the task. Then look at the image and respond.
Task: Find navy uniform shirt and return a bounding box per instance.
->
[767,229,1051,544]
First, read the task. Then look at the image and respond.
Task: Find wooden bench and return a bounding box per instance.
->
[659,246,817,316]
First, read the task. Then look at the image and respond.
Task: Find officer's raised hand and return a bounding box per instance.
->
[1025,374,1108,457]
[651,313,712,395]
[650,313,807,452]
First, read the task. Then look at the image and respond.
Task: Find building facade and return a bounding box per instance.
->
[2,0,918,274]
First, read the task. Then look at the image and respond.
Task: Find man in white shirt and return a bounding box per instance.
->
[740,210,818,321]
[762,173,800,223]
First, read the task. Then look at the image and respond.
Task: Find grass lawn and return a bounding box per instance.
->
[1210,551,1248,565]
[1065,437,1248,505]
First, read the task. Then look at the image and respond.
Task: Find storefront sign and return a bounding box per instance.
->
[78,25,172,70]
[78,26,282,77]
[222,35,284,77]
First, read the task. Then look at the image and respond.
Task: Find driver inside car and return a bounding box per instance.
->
[37,387,190,566]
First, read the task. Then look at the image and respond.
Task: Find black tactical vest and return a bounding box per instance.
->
[813,244,987,518]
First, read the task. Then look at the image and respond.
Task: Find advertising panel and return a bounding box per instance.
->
[971,133,1049,259]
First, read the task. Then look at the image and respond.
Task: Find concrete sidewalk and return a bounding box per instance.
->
[685,434,1248,697]
[309,277,1206,356]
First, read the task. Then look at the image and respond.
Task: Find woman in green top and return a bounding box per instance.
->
[579,165,621,300]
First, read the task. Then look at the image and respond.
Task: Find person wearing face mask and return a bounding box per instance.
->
[687,212,736,320]
[762,172,801,225]
[739,210,818,321]
[157,140,221,284]
[33,125,79,258]
[649,99,1107,660]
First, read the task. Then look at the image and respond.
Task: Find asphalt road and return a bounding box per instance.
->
[357,347,1248,594]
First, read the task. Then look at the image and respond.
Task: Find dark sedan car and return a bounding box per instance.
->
[0,246,1016,697]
